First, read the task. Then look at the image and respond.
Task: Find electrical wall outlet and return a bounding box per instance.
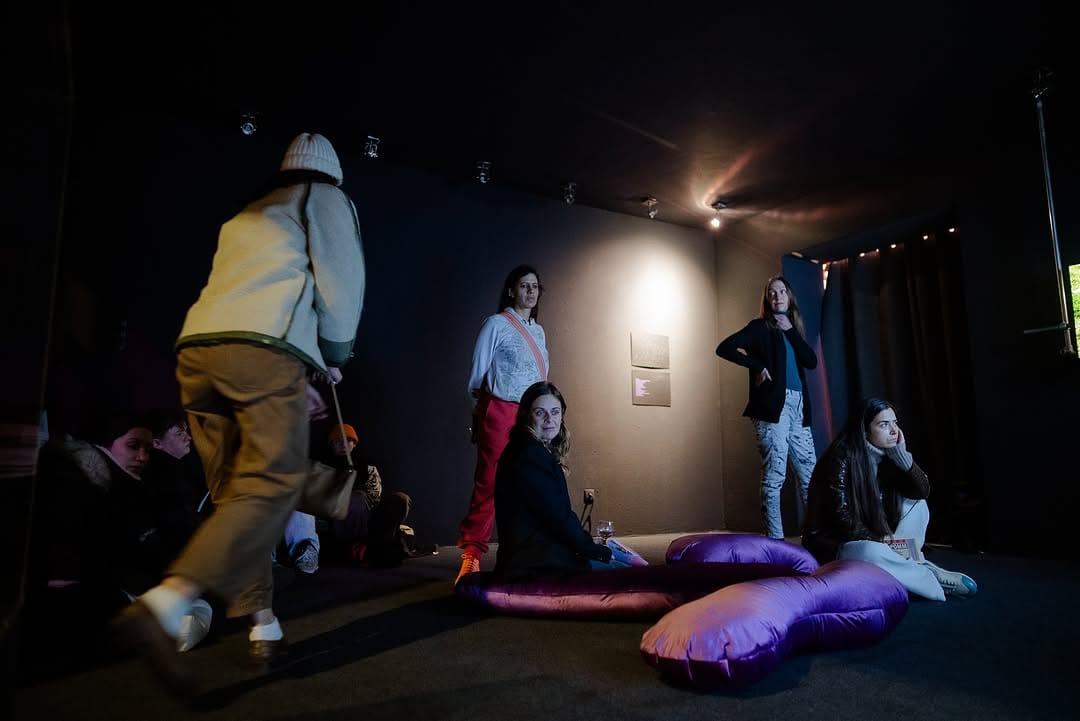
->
[583,488,596,505]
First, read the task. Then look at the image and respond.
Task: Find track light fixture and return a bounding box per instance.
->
[642,196,658,219]
[563,181,577,205]
[709,199,728,229]
[364,135,381,159]
[239,112,259,136]
[476,160,492,184]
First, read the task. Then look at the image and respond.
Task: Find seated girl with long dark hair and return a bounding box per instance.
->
[802,398,977,600]
[492,381,643,581]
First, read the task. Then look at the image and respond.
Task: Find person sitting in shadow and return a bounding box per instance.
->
[142,408,217,648]
[26,412,214,679]
[492,381,644,583]
[802,397,977,600]
[316,422,438,569]
[142,408,213,556]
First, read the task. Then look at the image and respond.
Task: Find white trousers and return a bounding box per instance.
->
[836,498,945,601]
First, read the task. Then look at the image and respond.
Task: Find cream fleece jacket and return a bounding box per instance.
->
[177,181,365,371]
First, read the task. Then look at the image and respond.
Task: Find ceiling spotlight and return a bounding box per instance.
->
[476,160,492,184]
[642,196,658,219]
[1031,65,1054,103]
[239,112,259,136]
[709,199,728,229]
[363,135,381,159]
[563,181,577,205]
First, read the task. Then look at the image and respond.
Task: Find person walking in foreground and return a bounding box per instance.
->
[802,397,977,600]
[455,265,549,584]
[716,275,818,539]
[111,132,365,699]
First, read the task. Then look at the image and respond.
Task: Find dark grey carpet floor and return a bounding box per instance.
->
[12,534,1080,721]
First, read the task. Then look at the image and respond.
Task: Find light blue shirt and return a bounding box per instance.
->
[783,334,802,391]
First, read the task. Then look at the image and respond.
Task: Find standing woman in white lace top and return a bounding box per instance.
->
[455,265,549,584]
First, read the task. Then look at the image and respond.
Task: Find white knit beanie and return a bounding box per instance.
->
[280,132,343,184]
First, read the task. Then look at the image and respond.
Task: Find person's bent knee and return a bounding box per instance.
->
[383,491,411,518]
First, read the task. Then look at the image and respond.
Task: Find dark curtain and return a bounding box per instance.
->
[819,236,984,549]
[782,255,832,455]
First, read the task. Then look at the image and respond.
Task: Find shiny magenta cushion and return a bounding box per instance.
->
[666,532,819,574]
[457,533,819,619]
[455,562,808,619]
[640,559,909,689]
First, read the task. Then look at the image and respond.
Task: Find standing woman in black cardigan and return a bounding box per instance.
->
[716,276,818,539]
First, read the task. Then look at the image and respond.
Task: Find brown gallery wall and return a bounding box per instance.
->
[45,118,780,544]
[342,158,736,542]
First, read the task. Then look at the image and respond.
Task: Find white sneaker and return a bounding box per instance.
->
[293,541,320,575]
[924,560,977,597]
[176,598,213,652]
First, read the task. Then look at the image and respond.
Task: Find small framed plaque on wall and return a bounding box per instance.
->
[630,332,670,369]
[631,368,671,406]
[630,332,671,406]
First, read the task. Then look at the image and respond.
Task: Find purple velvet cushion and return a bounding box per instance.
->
[666,532,820,574]
[455,562,809,619]
[640,559,909,689]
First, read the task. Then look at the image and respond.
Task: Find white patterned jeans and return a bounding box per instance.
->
[752,389,816,539]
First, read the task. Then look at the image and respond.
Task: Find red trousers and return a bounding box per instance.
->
[457,394,518,554]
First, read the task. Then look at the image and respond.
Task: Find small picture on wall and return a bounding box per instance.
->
[632,369,671,406]
[631,332,670,369]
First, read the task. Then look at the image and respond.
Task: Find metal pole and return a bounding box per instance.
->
[1029,68,1075,355]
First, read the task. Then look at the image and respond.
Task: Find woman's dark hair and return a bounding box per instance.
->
[759,275,805,336]
[498,264,543,321]
[514,381,570,466]
[93,410,153,448]
[829,397,896,537]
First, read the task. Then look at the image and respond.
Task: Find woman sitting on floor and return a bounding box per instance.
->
[492,381,643,582]
[30,412,214,658]
[801,397,977,600]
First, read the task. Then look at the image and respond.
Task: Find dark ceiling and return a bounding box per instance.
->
[47,2,1076,256]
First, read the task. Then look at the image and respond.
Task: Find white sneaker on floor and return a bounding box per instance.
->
[924,560,977,597]
[176,598,213,652]
[293,542,320,575]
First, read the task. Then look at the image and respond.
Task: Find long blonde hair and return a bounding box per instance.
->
[759,275,806,336]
